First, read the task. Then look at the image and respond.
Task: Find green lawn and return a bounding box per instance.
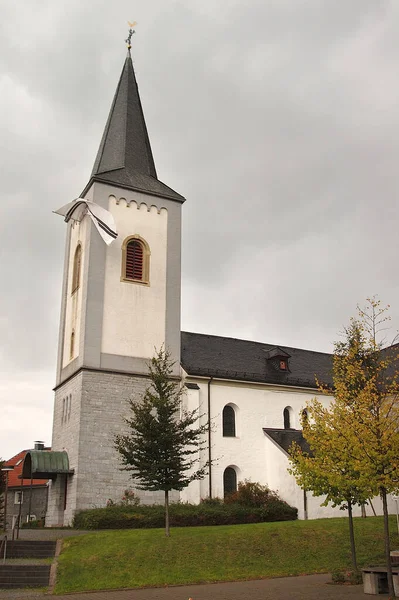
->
[54,516,399,594]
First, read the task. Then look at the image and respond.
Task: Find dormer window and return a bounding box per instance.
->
[264,347,291,373]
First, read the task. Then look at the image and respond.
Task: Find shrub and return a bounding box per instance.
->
[347,570,363,585]
[331,571,345,583]
[73,496,297,530]
[224,480,279,507]
[21,519,45,529]
[200,497,223,506]
[331,569,362,585]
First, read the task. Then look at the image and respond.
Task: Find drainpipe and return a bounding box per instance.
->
[207,377,213,498]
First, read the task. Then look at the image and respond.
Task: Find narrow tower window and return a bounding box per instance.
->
[72,244,82,293]
[70,331,75,361]
[223,467,237,497]
[122,236,150,284]
[222,405,236,437]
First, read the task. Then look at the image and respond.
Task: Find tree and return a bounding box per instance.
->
[289,400,372,571]
[290,298,399,595]
[115,348,210,536]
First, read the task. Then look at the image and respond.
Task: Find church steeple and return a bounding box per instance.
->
[83,51,184,203]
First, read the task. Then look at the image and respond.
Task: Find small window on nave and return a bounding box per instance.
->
[222,405,236,437]
[223,467,237,497]
[283,407,292,429]
[122,236,150,284]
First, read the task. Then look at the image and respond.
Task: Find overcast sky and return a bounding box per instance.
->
[1,0,399,460]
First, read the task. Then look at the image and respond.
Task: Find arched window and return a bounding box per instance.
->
[223,467,237,497]
[70,331,75,361]
[222,405,236,437]
[122,236,150,284]
[301,408,308,425]
[283,407,291,429]
[72,244,82,293]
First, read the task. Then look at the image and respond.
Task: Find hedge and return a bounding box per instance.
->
[73,498,297,530]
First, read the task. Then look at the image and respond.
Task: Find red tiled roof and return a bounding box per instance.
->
[4,449,50,488]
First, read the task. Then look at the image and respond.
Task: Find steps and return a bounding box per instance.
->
[6,540,57,559]
[0,564,51,588]
[0,540,57,588]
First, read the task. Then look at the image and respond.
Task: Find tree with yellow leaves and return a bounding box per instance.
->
[289,298,399,595]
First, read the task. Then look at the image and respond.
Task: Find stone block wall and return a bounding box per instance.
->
[48,368,178,526]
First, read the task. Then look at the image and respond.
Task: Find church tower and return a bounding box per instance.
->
[46,46,185,525]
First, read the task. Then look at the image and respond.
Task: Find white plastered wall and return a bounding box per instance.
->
[101,194,168,359]
[180,377,397,519]
[62,219,88,368]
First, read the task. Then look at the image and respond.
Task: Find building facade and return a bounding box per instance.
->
[3,445,49,530]
[46,48,395,526]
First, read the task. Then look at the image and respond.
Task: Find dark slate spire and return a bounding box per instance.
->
[83,52,184,203]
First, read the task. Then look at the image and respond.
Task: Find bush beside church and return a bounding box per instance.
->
[73,483,297,529]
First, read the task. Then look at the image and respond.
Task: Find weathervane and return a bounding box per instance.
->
[125,21,137,50]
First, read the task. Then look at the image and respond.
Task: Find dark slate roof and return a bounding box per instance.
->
[82,52,185,203]
[181,331,333,388]
[263,428,313,456]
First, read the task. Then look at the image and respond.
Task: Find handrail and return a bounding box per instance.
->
[0,535,7,564]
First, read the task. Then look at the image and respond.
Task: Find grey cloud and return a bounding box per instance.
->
[1,0,399,458]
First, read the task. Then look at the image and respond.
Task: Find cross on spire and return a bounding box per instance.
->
[125,21,137,51]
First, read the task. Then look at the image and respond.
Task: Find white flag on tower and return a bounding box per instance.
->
[53,199,118,245]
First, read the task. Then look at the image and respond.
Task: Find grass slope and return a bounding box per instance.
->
[55,516,399,594]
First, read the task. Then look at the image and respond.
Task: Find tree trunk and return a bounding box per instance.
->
[165,490,170,537]
[381,487,395,597]
[347,500,358,571]
[369,498,377,517]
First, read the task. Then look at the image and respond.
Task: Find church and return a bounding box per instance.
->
[33,45,393,526]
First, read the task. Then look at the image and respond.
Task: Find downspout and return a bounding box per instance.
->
[208,377,213,498]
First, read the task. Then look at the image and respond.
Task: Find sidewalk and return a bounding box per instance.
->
[0,574,384,600]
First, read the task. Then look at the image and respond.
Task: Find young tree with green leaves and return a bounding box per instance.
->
[289,400,371,571]
[290,298,399,595]
[114,348,210,536]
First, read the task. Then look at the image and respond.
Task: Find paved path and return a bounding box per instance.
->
[0,574,385,599]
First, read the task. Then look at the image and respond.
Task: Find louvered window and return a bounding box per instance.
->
[126,240,144,281]
[223,467,237,497]
[223,405,236,437]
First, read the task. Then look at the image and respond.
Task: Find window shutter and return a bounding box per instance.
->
[126,241,144,280]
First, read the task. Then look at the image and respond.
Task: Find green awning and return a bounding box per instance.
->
[22,451,73,479]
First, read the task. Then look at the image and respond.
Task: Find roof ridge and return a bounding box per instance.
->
[181,330,332,356]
